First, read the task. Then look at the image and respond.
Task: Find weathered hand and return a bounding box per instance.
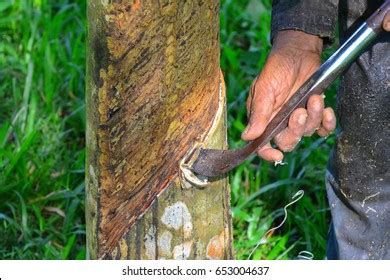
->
[242,30,336,162]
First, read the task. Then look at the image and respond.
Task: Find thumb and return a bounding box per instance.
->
[242,82,275,141]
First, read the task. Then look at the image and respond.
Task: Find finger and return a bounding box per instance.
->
[383,11,390,31]
[303,95,324,136]
[317,107,336,137]
[274,108,307,152]
[257,142,284,162]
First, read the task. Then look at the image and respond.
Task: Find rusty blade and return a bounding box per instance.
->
[191,17,381,177]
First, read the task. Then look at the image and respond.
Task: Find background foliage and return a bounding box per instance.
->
[0,0,86,259]
[0,0,337,259]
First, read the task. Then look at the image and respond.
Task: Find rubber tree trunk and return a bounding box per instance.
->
[86,0,232,260]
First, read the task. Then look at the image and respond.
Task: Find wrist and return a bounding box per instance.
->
[273,30,323,55]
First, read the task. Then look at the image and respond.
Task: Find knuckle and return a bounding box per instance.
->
[309,100,323,113]
[292,112,307,127]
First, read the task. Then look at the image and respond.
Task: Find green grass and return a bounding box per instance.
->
[0,0,86,259]
[0,0,336,259]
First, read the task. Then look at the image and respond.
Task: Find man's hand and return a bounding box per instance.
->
[241,30,336,162]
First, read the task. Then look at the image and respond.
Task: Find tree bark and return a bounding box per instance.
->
[86,0,232,259]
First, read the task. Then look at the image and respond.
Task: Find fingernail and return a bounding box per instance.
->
[298,114,307,125]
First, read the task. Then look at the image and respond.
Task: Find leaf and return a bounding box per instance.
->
[61,234,76,260]
[43,206,66,218]
[0,1,12,13]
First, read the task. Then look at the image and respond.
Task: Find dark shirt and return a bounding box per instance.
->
[271,0,338,44]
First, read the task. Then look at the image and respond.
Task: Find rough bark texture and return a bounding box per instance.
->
[86,0,232,259]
